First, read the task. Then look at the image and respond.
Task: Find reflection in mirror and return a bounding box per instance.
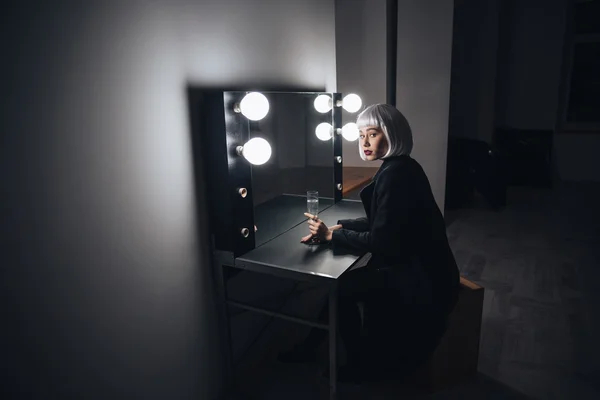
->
[234,92,336,247]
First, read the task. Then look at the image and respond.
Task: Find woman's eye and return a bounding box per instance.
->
[370,133,377,138]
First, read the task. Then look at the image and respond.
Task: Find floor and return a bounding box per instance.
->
[446,182,600,399]
[225,181,600,399]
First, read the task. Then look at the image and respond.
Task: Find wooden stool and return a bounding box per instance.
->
[416,276,485,392]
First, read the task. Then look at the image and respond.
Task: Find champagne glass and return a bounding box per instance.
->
[307,190,319,219]
[306,190,320,244]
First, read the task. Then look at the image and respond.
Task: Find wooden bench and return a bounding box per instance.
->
[415,276,485,392]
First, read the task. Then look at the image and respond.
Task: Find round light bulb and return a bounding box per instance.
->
[342,122,359,141]
[239,137,272,165]
[315,122,333,141]
[342,93,362,113]
[239,92,269,121]
[314,94,332,113]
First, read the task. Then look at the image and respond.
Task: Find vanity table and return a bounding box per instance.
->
[189,88,367,399]
[221,199,368,399]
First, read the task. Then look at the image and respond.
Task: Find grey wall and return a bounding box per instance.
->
[336,0,385,169]
[336,0,455,211]
[1,1,336,399]
[395,0,455,211]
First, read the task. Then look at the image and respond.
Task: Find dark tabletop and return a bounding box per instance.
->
[237,200,368,281]
[254,194,334,247]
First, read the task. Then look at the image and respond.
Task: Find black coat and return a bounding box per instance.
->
[332,155,459,311]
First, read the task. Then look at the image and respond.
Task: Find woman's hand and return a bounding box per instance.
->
[301,213,342,243]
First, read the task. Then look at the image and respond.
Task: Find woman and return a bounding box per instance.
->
[281,104,460,383]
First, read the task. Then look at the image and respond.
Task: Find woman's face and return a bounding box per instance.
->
[359,126,389,161]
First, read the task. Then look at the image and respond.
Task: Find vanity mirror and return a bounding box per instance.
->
[193,90,347,257]
[243,91,341,247]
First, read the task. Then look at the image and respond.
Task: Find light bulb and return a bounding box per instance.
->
[315,122,333,141]
[314,94,332,113]
[342,122,359,141]
[237,137,272,165]
[238,92,269,121]
[342,93,362,113]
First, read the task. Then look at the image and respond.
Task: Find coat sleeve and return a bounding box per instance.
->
[337,217,369,232]
[331,167,415,263]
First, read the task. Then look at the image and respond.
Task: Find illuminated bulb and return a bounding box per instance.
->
[315,122,333,141]
[342,122,359,141]
[342,93,362,113]
[237,92,269,121]
[314,94,332,113]
[236,137,272,165]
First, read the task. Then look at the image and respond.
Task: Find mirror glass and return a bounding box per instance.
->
[231,91,337,247]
